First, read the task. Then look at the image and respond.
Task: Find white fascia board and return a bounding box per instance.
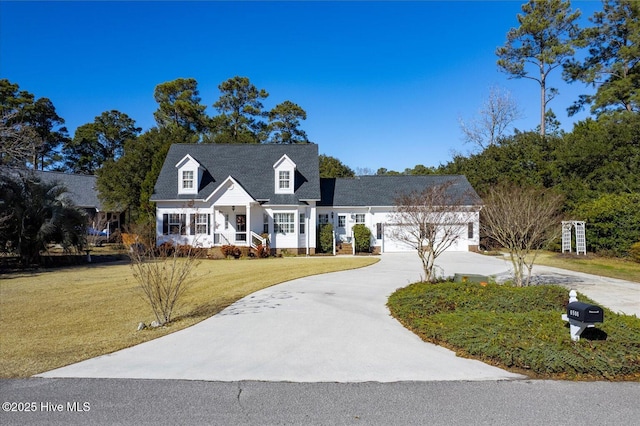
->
[272,154,297,169]
[204,175,255,203]
[175,154,200,169]
[263,204,304,208]
[154,198,206,203]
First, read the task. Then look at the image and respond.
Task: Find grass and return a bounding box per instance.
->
[388,281,640,381]
[532,251,640,283]
[0,256,378,378]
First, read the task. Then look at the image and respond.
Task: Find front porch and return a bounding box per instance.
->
[212,205,266,249]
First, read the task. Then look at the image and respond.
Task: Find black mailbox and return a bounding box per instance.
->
[567,301,604,323]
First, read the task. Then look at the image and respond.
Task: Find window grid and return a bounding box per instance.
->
[169,213,184,235]
[195,214,208,234]
[182,170,194,189]
[355,214,365,224]
[278,171,290,189]
[274,213,295,234]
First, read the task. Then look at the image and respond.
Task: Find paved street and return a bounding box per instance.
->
[2,378,640,425]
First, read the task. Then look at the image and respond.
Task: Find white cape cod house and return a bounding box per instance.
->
[151,144,482,254]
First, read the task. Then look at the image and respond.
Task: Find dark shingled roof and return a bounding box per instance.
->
[4,169,102,210]
[151,144,321,204]
[319,175,482,207]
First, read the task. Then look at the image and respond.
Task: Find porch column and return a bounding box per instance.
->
[212,206,217,245]
[246,203,251,246]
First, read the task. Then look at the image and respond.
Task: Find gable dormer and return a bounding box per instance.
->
[273,154,296,195]
[175,154,203,195]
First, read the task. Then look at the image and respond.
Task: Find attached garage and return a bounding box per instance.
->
[382,222,476,253]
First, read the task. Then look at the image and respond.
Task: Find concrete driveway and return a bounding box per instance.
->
[39,252,638,382]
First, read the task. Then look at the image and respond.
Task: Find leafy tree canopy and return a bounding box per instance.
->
[496,0,583,135]
[63,110,141,174]
[563,0,640,116]
[153,78,208,134]
[211,76,269,144]
[319,154,355,178]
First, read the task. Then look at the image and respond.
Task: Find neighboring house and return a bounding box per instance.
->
[31,170,123,234]
[152,144,482,254]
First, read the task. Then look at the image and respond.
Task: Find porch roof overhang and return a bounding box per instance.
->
[203,175,256,203]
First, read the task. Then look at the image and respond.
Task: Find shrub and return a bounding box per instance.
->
[318,223,334,254]
[254,244,270,258]
[572,193,640,257]
[352,224,372,253]
[130,241,203,325]
[156,242,175,256]
[388,281,640,380]
[221,245,241,258]
[630,242,640,263]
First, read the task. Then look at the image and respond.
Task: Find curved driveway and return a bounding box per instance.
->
[39,252,638,382]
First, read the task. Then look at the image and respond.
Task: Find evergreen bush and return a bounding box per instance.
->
[388,281,640,380]
[318,224,334,253]
[572,193,640,257]
[352,224,372,253]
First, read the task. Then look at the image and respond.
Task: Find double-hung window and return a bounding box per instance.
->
[274,213,295,234]
[190,213,209,235]
[164,213,186,235]
[299,213,306,234]
[182,170,194,190]
[355,214,365,224]
[278,171,290,190]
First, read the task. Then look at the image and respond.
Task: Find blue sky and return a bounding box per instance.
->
[1,1,602,172]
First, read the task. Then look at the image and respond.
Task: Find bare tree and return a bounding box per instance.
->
[128,220,204,325]
[0,111,42,167]
[481,185,564,287]
[390,180,481,282]
[459,86,523,150]
[86,212,110,247]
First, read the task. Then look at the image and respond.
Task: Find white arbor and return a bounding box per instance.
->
[562,221,586,255]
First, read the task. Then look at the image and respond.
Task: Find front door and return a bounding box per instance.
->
[236,214,247,242]
[337,214,347,241]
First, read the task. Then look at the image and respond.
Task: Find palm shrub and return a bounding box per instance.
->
[352,224,372,253]
[0,171,86,266]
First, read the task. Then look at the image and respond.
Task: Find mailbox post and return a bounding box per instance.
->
[561,290,604,341]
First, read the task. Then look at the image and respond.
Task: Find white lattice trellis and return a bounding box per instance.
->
[562,221,587,255]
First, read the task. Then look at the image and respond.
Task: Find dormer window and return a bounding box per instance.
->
[278,171,290,190]
[182,170,194,190]
[273,154,296,195]
[176,154,202,195]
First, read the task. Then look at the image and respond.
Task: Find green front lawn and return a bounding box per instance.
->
[388,281,640,381]
[532,251,640,283]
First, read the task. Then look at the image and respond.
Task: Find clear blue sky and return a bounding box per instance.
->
[1,1,601,172]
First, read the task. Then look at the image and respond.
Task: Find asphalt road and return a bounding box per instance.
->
[2,378,640,425]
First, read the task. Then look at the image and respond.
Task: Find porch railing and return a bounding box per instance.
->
[250,231,266,250]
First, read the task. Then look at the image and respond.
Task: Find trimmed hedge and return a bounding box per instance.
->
[388,281,640,380]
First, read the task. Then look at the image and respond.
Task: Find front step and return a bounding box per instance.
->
[336,242,353,255]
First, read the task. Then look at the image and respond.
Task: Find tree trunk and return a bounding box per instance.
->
[540,76,546,136]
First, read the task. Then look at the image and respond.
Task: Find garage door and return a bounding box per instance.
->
[383,224,466,253]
